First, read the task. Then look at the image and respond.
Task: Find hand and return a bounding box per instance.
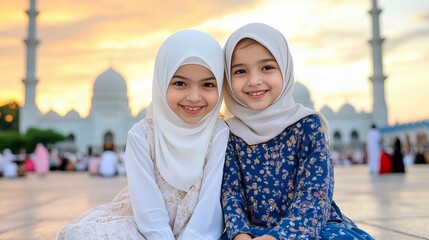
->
[253,235,277,240]
[233,233,252,240]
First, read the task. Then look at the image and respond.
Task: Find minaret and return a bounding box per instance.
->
[369,0,388,127]
[20,0,40,133]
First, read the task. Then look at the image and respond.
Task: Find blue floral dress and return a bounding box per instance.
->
[221,115,374,240]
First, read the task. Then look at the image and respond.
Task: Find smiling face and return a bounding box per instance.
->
[230,39,283,111]
[166,64,219,124]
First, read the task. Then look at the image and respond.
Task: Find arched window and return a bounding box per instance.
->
[68,134,75,142]
[103,131,114,151]
[350,130,359,150]
[332,131,343,152]
[333,131,341,141]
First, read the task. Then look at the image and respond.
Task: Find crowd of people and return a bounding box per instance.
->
[0,145,127,179]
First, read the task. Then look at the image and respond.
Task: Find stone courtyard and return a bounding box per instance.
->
[1,165,428,239]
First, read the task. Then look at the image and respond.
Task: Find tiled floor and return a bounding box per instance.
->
[1,165,428,239]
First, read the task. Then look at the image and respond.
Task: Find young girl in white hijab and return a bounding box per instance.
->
[57,29,228,240]
[220,23,374,240]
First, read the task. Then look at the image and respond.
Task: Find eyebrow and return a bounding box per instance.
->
[172,75,216,82]
[231,58,276,69]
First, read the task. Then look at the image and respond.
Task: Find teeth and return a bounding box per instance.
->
[184,106,201,111]
[248,91,265,96]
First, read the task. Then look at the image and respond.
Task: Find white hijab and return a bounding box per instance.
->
[147,29,224,192]
[224,23,329,145]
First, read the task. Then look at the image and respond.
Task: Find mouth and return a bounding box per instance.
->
[246,90,267,99]
[181,105,205,114]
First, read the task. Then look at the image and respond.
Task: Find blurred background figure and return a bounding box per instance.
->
[116,149,126,176]
[88,154,101,176]
[34,143,49,177]
[2,148,18,179]
[391,138,405,173]
[367,124,381,175]
[0,150,5,177]
[379,147,393,174]
[99,149,117,177]
[49,148,62,171]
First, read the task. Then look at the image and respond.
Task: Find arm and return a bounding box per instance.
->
[179,122,229,240]
[125,122,174,240]
[221,134,253,239]
[267,116,334,239]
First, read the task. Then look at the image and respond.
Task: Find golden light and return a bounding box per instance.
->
[5,115,14,123]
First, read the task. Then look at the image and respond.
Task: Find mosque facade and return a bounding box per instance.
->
[293,83,373,154]
[21,66,145,154]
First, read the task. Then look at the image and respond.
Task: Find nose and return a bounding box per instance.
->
[247,72,262,86]
[186,87,202,102]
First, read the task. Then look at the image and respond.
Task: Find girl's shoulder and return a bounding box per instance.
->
[215,118,229,133]
[211,118,229,143]
[296,114,322,128]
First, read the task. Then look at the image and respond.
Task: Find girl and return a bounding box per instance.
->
[57,29,229,239]
[221,23,374,240]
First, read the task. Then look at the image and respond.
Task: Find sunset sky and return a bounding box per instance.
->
[0,0,428,125]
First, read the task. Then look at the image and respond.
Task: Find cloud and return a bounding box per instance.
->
[289,27,368,65]
[412,11,429,22]
[385,28,429,51]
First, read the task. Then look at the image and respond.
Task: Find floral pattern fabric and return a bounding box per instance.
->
[221,115,374,240]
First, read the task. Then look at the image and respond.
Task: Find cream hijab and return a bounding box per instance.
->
[224,23,329,145]
[147,29,224,192]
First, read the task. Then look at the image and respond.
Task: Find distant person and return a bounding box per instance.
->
[87,154,100,176]
[2,148,18,179]
[116,150,126,176]
[34,143,49,177]
[367,124,381,175]
[0,150,5,177]
[391,138,405,173]
[220,23,374,240]
[99,149,117,177]
[414,151,426,164]
[56,29,228,239]
[379,147,393,174]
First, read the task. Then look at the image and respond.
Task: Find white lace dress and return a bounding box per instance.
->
[56,119,229,240]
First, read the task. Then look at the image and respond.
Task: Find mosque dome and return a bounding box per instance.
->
[338,103,357,115]
[293,82,311,100]
[91,67,130,112]
[44,110,61,119]
[64,109,80,119]
[320,106,334,116]
[136,107,147,120]
[293,82,314,109]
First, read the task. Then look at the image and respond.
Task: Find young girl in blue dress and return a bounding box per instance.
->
[221,23,374,240]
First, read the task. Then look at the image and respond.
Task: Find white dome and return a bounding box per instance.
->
[293,82,311,101]
[136,107,147,120]
[65,109,80,119]
[321,106,334,116]
[44,110,61,119]
[293,82,314,109]
[91,67,130,111]
[338,103,357,115]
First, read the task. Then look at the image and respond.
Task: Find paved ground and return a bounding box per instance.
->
[0,164,428,240]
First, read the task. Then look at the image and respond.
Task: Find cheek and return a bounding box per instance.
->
[166,88,178,109]
[230,78,242,95]
[207,90,219,109]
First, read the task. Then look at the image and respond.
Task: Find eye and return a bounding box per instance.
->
[203,82,217,88]
[262,65,275,71]
[171,81,186,87]
[233,69,246,75]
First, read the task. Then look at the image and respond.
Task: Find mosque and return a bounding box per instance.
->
[19,0,428,156]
